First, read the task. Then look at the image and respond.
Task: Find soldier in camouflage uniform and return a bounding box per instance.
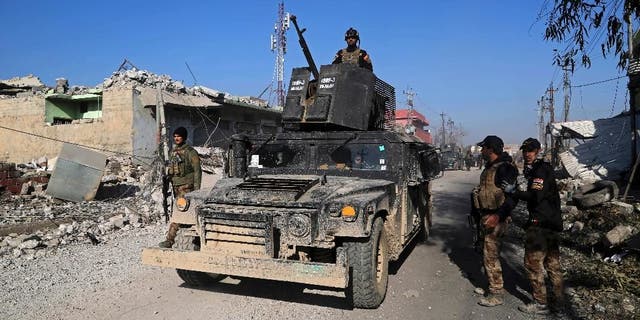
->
[332,27,373,71]
[158,127,202,248]
[502,138,564,315]
[473,135,518,307]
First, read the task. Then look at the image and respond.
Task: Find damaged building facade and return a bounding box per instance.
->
[0,71,281,166]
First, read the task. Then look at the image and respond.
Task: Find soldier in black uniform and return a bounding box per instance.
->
[473,135,518,307]
[502,138,564,315]
[332,27,373,71]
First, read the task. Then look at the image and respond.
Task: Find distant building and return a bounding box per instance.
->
[395,109,432,144]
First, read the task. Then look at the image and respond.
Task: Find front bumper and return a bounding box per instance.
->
[141,247,349,288]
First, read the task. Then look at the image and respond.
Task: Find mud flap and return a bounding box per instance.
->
[142,247,349,288]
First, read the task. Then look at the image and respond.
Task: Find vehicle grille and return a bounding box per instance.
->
[201,212,273,258]
[236,177,318,200]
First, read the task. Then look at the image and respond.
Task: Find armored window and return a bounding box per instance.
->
[318,144,387,171]
[248,143,305,169]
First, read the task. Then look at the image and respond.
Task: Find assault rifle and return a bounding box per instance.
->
[290,15,319,80]
[468,189,483,253]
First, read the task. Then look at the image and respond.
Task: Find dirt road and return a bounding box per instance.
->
[2,170,540,320]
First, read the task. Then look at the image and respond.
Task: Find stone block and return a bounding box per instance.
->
[603,225,636,247]
[609,200,634,215]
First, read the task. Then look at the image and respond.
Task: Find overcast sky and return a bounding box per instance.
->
[0,0,629,145]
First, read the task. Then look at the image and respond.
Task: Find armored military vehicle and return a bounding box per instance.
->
[142,16,440,308]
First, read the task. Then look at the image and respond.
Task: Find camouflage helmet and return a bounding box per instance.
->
[345,27,359,40]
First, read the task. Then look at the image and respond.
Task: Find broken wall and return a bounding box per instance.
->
[0,88,135,164]
[131,89,157,164]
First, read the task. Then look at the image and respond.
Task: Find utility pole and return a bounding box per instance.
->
[538,97,546,146]
[447,118,455,145]
[562,67,571,122]
[628,6,637,175]
[547,82,555,123]
[156,87,172,223]
[439,112,446,147]
[546,82,558,165]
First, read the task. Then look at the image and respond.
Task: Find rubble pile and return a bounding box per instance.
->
[194,146,226,173]
[0,156,167,259]
[0,148,226,261]
[555,180,640,319]
[0,161,50,196]
[101,69,188,93]
[100,69,269,107]
[0,75,48,97]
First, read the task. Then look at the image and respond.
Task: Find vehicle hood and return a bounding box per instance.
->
[205,174,393,208]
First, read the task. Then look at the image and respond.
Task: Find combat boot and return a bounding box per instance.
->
[158,223,179,248]
[158,240,174,248]
[478,293,504,307]
[518,302,550,315]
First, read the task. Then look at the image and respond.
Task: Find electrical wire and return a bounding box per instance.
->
[571,75,627,88]
[0,124,155,162]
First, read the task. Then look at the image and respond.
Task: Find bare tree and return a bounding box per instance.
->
[541,0,640,70]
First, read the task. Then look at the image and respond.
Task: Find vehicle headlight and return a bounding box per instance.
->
[288,214,311,237]
[176,197,190,211]
[341,205,357,222]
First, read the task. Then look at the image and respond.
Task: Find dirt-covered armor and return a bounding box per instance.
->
[475,162,507,211]
[341,48,362,64]
[168,144,201,189]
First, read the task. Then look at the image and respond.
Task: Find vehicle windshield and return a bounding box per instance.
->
[248,143,306,169]
[318,144,386,170]
[248,141,388,171]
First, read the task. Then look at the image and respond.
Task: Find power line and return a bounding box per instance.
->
[571,75,626,88]
[0,124,156,162]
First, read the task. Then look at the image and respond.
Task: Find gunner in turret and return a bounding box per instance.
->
[332,27,373,71]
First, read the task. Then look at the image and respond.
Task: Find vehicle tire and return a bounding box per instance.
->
[345,217,389,308]
[572,180,619,208]
[174,228,225,286]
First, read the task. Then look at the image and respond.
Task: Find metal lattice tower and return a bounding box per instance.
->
[402,87,416,134]
[270,2,290,108]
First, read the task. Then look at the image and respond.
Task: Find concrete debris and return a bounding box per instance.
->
[0,75,47,97]
[46,143,107,202]
[0,149,224,259]
[102,69,188,93]
[194,146,226,173]
[2,68,271,111]
[602,225,636,248]
[551,116,631,182]
[54,78,68,94]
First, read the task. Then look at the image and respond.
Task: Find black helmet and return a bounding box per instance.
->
[345,27,359,40]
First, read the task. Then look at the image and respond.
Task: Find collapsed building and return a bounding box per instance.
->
[0,68,281,167]
[0,65,277,258]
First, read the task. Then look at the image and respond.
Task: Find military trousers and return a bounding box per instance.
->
[524,226,564,305]
[173,183,194,198]
[481,215,509,294]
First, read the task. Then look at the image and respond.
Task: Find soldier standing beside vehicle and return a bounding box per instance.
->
[158,127,202,248]
[473,135,518,307]
[332,27,373,71]
[502,138,564,315]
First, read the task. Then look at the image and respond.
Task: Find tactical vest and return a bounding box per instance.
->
[340,48,361,65]
[168,145,195,178]
[475,161,507,211]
